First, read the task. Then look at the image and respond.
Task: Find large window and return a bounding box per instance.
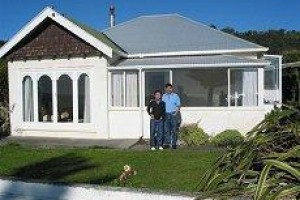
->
[230,69,258,106]
[173,69,227,107]
[38,75,53,122]
[78,74,90,123]
[22,76,34,122]
[57,75,73,122]
[145,71,169,105]
[111,71,139,107]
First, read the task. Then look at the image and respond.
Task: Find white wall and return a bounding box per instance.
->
[8,56,109,139]
[141,107,268,139]
[108,109,142,139]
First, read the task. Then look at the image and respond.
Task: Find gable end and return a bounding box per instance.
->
[6,19,102,61]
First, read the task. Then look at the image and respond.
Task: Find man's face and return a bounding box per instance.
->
[166,86,173,94]
[154,92,161,100]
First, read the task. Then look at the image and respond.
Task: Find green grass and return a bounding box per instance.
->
[0,144,222,192]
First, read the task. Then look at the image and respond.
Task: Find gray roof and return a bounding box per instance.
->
[113,55,269,67]
[103,14,266,55]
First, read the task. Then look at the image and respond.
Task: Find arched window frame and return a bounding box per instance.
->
[77,73,91,123]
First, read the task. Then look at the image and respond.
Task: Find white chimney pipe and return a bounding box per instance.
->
[109,5,115,27]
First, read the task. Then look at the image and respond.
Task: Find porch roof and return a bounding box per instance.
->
[111,55,270,69]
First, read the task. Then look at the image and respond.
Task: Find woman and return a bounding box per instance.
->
[147,90,166,150]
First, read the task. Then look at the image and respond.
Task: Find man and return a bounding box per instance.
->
[147,90,166,150]
[162,83,181,149]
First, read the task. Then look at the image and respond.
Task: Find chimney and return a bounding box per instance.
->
[109,5,115,27]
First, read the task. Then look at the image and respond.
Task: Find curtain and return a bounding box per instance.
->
[83,75,90,122]
[242,69,258,106]
[125,72,138,107]
[112,73,124,106]
[23,77,34,122]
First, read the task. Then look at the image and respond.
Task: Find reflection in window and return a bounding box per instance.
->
[145,71,169,105]
[78,74,90,123]
[22,76,34,122]
[230,69,258,106]
[57,75,73,122]
[173,69,227,107]
[38,75,53,122]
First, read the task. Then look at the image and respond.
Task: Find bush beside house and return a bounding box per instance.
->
[179,124,244,147]
[179,123,210,145]
[211,129,244,147]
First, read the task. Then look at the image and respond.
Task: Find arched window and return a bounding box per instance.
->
[38,75,53,122]
[78,74,90,123]
[22,76,34,122]
[57,74,73,122]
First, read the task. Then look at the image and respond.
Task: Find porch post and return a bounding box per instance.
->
[52,74,58,123]
[72,73,79,123]
[33,74,39,122]
[258,67,264,107]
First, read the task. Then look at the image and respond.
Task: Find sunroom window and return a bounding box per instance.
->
[38,75,53,122]
[22,76,34,122]
[57,74,73,122]
[172,69,228,107]
[230,69,258,106]
[111,71,139,107]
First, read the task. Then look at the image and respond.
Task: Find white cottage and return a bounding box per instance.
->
[0,7,282,139]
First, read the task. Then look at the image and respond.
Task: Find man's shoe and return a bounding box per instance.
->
[172,145,177,149]
[158,146,163,150]
[150,147,156,151]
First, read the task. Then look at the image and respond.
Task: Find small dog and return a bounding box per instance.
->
[119,165,137,184]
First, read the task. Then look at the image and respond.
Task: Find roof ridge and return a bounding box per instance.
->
[102,13,180,32]
[176,15,267,50]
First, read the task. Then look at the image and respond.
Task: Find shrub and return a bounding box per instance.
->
[0,101,10,136]
[179,123,209,146]
[211,129,244,147]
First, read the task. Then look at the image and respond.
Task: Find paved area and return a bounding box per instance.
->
[0,136,139,149]
[0,179,194,200]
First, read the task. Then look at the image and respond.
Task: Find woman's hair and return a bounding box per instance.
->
[153,90,162,95]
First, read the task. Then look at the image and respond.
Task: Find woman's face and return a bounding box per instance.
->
[154,92,161,100]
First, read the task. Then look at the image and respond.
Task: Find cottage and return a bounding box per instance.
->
[0,7,282,139]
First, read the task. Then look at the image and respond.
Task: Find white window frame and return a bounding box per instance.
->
[109,70,140,108]
[21,71,92,124]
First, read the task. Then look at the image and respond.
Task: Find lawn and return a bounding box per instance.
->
[0,144,222,192]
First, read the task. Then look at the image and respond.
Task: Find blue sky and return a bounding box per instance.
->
[0,0,299,40]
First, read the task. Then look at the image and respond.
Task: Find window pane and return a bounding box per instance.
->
[145,71,169,105]
[57,75,73,122]
[111,72,124,106]
[230,68,258,106]
[125,71,139,107]
[22,76,34,122]
[78,74,90,123]
[173,69,227,107]
[38,75,53,122]
[264,58,279,90]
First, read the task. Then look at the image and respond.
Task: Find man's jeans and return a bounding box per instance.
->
[164,113,177,148]
[150,119,164,147]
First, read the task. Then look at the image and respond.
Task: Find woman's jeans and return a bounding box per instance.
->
[164,113,177,148]
[150,119,164,147]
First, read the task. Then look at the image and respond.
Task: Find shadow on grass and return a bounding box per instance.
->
[9,152,118,185]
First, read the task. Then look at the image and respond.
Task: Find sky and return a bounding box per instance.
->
[0,0,299,41]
